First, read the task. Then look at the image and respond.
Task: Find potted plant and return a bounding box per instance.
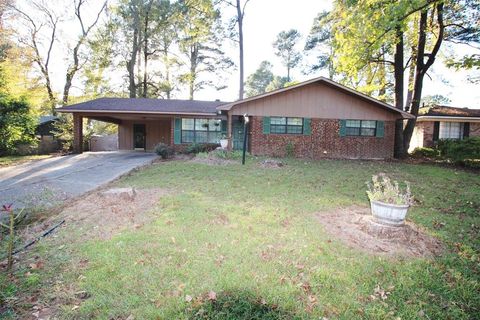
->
[366,174,414,227]
[219,134,228,149]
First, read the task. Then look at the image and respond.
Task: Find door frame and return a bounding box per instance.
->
[133,123,146,150]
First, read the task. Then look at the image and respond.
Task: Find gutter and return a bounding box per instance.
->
[56,109,220,117]
[417,116,480,122]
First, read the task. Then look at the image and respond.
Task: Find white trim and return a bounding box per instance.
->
[417,116,480,122]
[217,76,414,119]
[56,109,218,116]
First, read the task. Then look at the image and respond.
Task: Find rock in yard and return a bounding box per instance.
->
[100,187,136,200]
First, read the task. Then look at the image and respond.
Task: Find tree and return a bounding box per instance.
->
[323,0,480,157]
[11,1,59,113]
[62,0,107,105]
[177,0,233,100]
[273,29,302,82]
[265,75,288,92]
[304,11,335,78]
[421,94,451,106]
[0,94,36,155]
[221,0,251,99]
[245,61,273,97]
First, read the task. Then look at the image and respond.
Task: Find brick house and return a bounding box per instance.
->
[58,77,412,159]
[409,105,480,152]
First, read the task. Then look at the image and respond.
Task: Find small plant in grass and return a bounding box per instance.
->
[366,174,414,206]
[285,142,295,158]
[154,143,174,159]
[1,204,25,272]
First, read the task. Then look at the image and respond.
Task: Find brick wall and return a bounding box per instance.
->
[249,117,395,159]
[470,122,480,137]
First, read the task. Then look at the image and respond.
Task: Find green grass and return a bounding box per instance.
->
[1,158,479,319]
[0,154,52,167]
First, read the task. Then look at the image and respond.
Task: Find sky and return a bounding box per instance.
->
[17,0,480,109]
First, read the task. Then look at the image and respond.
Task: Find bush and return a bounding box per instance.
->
[410,147,438,158]
[185,143,219,154]
[437,137,480,165]
[209,149,244,160]
[154,143,174,159]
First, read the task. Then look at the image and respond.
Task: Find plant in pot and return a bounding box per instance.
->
[366,174,414,227]
[219,134,228,149]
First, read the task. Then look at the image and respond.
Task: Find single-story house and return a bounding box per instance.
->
[57,77,413,159]
[35,115,60,154]
[409,105,480,151]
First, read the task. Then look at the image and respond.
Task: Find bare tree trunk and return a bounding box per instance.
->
[189,44,198,100]
[236,0,244,100]
[393,27,405,158]
[405,49,416,111]
[127,15,139,98]
[62,1,106,106]
[403,3,444,153]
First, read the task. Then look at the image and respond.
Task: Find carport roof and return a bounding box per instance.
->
[57,97,229,116]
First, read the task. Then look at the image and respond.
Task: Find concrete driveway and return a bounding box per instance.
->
[0,151,158,209]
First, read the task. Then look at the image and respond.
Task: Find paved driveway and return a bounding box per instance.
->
[0,151,157,209]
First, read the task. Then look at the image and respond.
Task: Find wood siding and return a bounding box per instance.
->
[230,82,399,121]
[118,119,171,150]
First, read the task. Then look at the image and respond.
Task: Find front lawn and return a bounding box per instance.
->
[1,158,479,319]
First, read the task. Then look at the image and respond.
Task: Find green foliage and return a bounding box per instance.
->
[273,29,302,81]
[285,142,295,157]
[245,61,274,97]
[154,143,174,159]
[0,94,36,156]
[52,115,74,152]
[209,149,244,160]
[421,94,452,106]
[366,174,414,205]
[304,11,334,77]
[437,137,480,165]
[265,76,289,92]
[185,143,219,154]
[410,147,439,158]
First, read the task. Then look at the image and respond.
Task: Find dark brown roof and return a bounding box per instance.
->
[419,105,480,118]
[57,97,229,115]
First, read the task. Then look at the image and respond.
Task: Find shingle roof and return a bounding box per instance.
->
[419,105,480,118]
[39,115,59,124]
[57,98,229,115]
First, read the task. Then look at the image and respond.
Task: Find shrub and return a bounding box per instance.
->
[285,142,295,157]
[154,143,174,159]
[210,149,244,160]
[366,174,414,206]
[185,143,219,154]
[437,137,480,165]
[410,147,438,158]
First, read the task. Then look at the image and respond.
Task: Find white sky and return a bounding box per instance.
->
[18,0,480,109]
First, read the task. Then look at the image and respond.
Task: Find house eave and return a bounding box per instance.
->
[416,116,480,122]
[56,109,220,117]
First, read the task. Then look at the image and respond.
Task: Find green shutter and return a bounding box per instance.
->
[303,118,311,135]
[263,117,271,134]
[339,120,346,137]
[376,121,384,138]
[174,118,182,144]
[221,119,227,133]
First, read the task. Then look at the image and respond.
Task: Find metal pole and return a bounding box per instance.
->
[242,118,248,165]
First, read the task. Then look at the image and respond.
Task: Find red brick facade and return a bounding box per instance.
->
[249,116,395,159]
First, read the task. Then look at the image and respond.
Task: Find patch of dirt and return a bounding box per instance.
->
[316,206,444,257]
[20,187,168,243]
[190,155,237,166]
[259,159,285,169]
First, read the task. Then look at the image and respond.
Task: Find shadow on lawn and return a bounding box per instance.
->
[184,290,299,320]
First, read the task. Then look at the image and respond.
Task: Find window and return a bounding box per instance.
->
[439,122,463,140]
[270,117,303,134]
[346,120,377,136]
[181,118,222,143]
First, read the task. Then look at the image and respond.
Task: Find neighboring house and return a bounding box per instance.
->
[57,77,412,159]
[409,105,480,152]
[36,115,60,154]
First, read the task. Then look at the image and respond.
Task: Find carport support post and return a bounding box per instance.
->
[73,114,83,154]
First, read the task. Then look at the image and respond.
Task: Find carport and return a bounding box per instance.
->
[57,98,228,153]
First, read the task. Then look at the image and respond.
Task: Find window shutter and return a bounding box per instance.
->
[263,117,270,134]
[376,121,384,138]
[339,120,346,137]
[463,122,470,138]
[174,118,182,144]
[433,121,440,142]
[303,118,311,135]
[221,120,227,133]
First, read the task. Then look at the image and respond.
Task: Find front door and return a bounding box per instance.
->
[133,124,146,150]
[232,119,245,150]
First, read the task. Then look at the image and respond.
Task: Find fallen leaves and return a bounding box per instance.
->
[369,284,395,301]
